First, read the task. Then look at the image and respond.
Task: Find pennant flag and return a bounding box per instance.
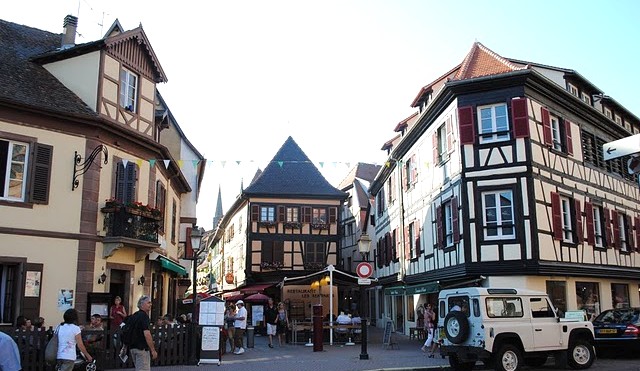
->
[345,162,351,168]
[122,159,129,168]
[236,161,241,165]
[221,161,227,168]
[192,159,200,168]
[385,161,391,168]
[319,162,324,168]
[423,161,430,168]
[177,160,184,168]
[149,159,156,167]
[135,159,143,167]
[277,161,284,168]
[163,159,170,168]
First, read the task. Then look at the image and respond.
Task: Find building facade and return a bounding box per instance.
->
[0,16,204,327]
[369,42,640,335]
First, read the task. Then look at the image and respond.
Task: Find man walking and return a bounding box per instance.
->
[264,298,278,348]
[233,300,247,354]
[129,296,158,370]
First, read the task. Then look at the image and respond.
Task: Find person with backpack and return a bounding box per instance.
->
[124,296,157,370]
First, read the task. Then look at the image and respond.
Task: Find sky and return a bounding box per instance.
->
[3,0,639,230]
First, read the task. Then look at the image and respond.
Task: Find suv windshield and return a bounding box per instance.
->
[594,309,639,324]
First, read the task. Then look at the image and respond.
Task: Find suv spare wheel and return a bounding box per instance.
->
[444,310,470,344]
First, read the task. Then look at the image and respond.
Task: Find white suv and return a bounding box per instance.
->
[438,287,595,371]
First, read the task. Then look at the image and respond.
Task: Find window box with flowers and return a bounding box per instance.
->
[283,222,301,229]
[310,223,329,230]
[260,261,283,270]
[258,221,277,228]
[102,199,162,221]
[304,262,325,270]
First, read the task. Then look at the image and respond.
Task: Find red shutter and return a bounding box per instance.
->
[376,241,382,268]
[411,155,418,183]
[446,117,454,153]
[604,208,612,248]
[542,107,552,146]
[512,97,529,138]
[404,226,411,260]
[612,210,620,249]
[251,205,260,221]
[452,197,460,243]
[585,202,595,245]
[574,199,583,243]
[415,220,421,256]
[277,206,285,222]
[388,233,394,265]
[302,207,312,223]
[185,227,193,259]
[432,133,439,164]
[436,205,443,248]
[458,106,475,145]
[626,215,633,251]
[635,216,640,252]
[551,192,562,240]
[565,119,574,155]
[329,207,337,223]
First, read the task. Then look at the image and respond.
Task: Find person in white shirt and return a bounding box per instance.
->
[233,300,248,354]
[57,309,93,371]
[336,311,351,325]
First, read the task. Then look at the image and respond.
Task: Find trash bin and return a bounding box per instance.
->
[246,326,255,348]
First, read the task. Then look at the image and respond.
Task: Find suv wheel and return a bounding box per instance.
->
[448,354,475,371]
[567,340,595,369]
[443,311,470,344]
[495,344,523,371]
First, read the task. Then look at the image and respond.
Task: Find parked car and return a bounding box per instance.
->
[592,307,640,353]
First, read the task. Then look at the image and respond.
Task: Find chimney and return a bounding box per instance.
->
[61,15,78,49]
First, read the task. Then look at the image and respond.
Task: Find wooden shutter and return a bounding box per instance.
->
[458,106,475,144]
[28,143,53,204]
[447,197,458,244]
[574,199,583,243]
[251,205,260,221]
[391,229,397,261]
[302,207,312,223]
[115,163,125,201]
[404,226,411,260]
[22,263,44,322]
[415,220,421,256]
[376,240,383,268]
[541,107,552,146]
[411,155,418,183]
[585,202,595,245]
[565,119,574,155]
[512,97,529,138]
[635,216,640,252]
[185,227,193,259]
[446,117,454,153]
[612,210,620,249]
[329,207,337,223]
[124,163,136,203]
[625,215,633,251]
[277,206,285,222]
[551,192,562,240]
[436,205,443,248]
[604,208,612,248]
[432,133,439,164]
[385,233,391,265]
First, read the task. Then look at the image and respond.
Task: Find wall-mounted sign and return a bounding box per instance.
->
[25,271,41,297]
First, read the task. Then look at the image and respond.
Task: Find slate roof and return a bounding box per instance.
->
[243,136,347,199]
[338,163,381,190]
[0,19,96,116]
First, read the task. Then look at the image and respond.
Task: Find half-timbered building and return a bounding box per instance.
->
[369,42,640,335]
[0,15,204,327]
[207,136,347,320]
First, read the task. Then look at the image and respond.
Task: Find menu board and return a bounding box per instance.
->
[202,326,220,351]
[199,301,225,326]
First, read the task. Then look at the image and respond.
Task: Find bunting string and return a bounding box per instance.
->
[111,158,415,170]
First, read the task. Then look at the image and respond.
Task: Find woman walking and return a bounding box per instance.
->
[224,303,236,353]
[276,302,289,346]
[420,303,437,357]
[57,308,93,370]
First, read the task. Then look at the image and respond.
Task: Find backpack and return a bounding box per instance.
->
[120,316,134,346]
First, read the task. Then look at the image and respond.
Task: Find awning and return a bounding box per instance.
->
[406,282,440,295]
[239,283,274,295]
[384,286,405,296]
[159,256,187,276]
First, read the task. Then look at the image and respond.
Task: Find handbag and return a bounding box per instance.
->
[44,326,59,364]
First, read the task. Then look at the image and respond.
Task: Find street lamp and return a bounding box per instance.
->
[189,226,204,365]
[357,233,372,360]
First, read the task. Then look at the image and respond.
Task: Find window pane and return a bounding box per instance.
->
[11,144,26,162]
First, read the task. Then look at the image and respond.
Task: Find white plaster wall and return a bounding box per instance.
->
[43,51,100,111]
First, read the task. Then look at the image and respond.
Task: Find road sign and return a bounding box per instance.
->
[356,262,373,278]
[358,278,372,285]
[603,134,640,161]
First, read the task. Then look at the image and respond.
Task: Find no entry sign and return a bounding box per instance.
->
[356,262,373,279]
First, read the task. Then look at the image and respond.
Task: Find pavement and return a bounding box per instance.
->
[123,326,450,371]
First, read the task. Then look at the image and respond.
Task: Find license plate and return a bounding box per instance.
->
[597,329,617,334]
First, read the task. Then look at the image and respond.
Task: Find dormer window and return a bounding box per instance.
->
[119,68,138,113]
[568,84,579,97]
[604,108,612,119]
[581,92,591,105]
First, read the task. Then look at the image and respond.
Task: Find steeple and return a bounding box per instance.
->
[212,185,223,228]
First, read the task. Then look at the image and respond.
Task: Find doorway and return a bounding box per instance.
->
[109,269,130,320]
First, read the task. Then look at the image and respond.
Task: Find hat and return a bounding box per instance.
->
[236,300,244,305]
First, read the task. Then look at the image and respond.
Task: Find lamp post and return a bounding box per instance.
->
[189,226,204,365]
[357,233,372,360]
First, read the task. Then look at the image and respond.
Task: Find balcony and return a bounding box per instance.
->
[101,206,161,242]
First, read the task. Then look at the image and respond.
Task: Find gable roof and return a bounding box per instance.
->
[338,162,381,190]
[0,19,96,116]
[243,136,347,199]
[453,42,525,81]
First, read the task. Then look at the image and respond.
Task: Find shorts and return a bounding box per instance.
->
[267,323,277,335]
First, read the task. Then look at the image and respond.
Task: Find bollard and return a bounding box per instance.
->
[312,304,323,352]
[246,326,255,348]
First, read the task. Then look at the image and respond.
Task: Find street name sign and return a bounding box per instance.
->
[358,278,372,285]
[603,134,640,161]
